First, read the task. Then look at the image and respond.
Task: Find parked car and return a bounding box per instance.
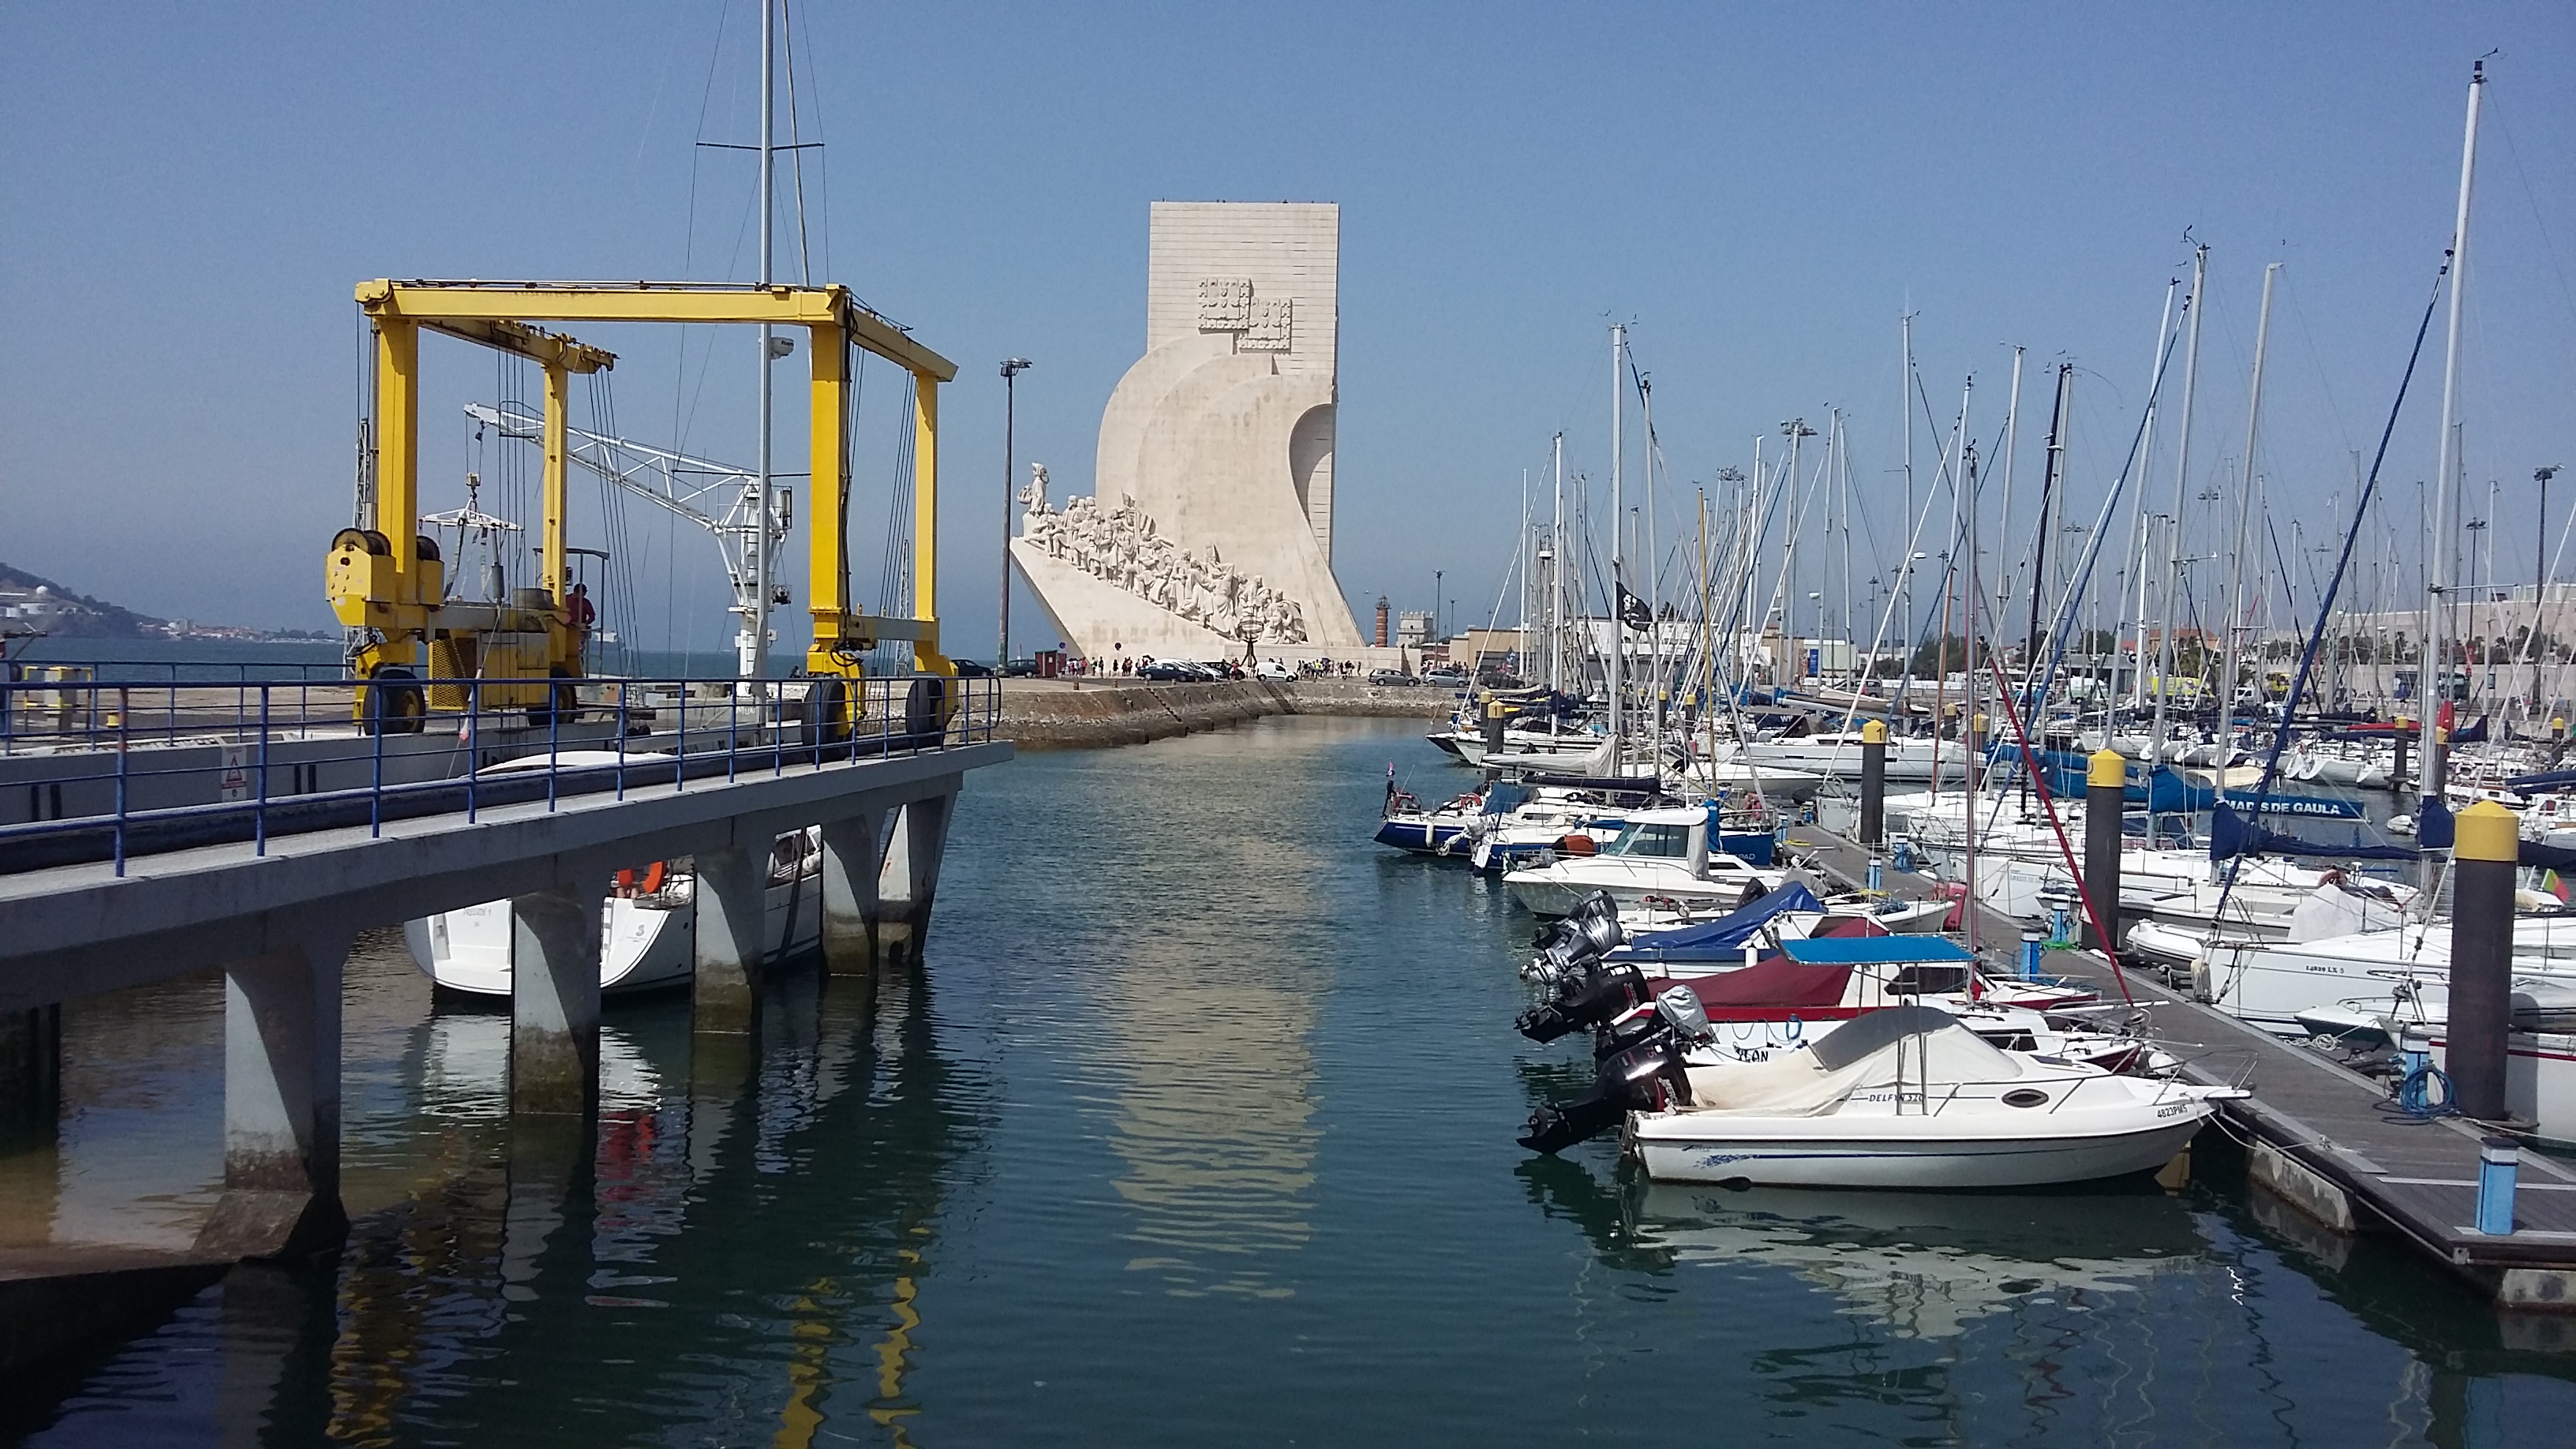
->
[1366,668,1413,687]
[1002,657,1040,678]
[951,659,994,677]
[1138,659,1201,682]
[1253,658,1294,680]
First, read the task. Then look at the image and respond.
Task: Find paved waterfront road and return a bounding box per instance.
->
[9,716,2576,1445]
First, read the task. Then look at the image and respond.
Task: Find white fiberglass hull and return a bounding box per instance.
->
[1503,857,1779,917]
[1631,1109,2213,1189]
[405,865,824,997]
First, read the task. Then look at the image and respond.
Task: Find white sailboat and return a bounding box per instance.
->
[406,828,826,995]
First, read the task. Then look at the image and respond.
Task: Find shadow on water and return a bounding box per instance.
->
[9,949,984,1447]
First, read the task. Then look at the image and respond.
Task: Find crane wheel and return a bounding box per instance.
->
[802,677,852,748]
[902,676,947,749]
[363,667,425,736]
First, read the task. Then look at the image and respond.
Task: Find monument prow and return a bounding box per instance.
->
[1012,201,1366,661]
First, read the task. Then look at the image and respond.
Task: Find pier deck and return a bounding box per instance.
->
[1791,824,2576,1310]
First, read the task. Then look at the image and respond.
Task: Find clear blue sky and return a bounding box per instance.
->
[6,3,2572,658]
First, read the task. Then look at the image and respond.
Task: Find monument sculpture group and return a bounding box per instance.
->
[1009,200,1366,660]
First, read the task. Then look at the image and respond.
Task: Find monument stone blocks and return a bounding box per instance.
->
[1011,201,1365,661]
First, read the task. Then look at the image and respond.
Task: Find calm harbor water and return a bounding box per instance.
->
[6,715,2575,1445]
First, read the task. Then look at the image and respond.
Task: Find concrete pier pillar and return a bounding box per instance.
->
[200,927,352,1257]
[691,846,768,1035]
[2449,800,2520,1121]
[877,792,956,968]
[818,810,886,975]
[2082,750,2126,954]
[511,881,604,1118]
[0,1004,62,1141]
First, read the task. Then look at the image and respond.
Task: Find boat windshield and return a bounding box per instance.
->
[1604,821,1694,859]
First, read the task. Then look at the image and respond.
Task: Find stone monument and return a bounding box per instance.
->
[1011,201,1365,658]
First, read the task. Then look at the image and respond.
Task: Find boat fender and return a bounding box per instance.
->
[614,861,666,896]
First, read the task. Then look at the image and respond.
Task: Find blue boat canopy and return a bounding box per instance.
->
[1778,936,1975,965]
[1619,884,1824,961]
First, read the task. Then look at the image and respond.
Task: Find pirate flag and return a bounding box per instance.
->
[1616,581,1653,632]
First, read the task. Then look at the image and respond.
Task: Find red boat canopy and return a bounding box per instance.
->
[1673,959,1855,1011]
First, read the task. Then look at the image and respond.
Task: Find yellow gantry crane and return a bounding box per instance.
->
[327,279,957,736]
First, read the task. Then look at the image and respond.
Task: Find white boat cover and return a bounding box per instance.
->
[1679,1007,2027,1117]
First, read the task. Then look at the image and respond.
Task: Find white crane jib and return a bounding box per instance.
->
[464,402,786,676]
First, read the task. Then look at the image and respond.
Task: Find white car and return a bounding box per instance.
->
[1254,658,1294,680]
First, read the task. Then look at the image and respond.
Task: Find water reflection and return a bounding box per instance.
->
[1626,1181,2207,1342]
[1069,729,1335,1301]
[17,951,982,1447]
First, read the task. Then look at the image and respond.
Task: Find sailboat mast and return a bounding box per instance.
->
[2149,245,2209,833]
[2422,58,2486,818]
[1641,372,1660,754]
[1998,346,2024,631]
[1609,324,1626,743]
[1551,432,1565,693]
[743,0,778,680]
[1900,314,1916,688]
[1835,410,1852,676]
[2129,279,2181,712]
[2218,262,2281,807]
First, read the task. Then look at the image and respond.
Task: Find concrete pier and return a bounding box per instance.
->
[0,727,1008,1360]
[818,810,887,973]
[0,1005,61,1138]
[691,846,769,1033]
[510,882,605,1119]
[875,793,954,969]
[202,926,352,1256]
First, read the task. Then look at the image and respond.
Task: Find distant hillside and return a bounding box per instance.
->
[0,561,167,638]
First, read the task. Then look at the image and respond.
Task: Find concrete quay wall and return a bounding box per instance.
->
[998,679,1451,750]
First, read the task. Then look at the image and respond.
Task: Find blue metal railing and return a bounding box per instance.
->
[0,671,1001,877]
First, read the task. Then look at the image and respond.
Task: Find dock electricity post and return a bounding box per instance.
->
[2084,749,2125,952]
[999,357,1032,670]
[2450,799,2518,1121]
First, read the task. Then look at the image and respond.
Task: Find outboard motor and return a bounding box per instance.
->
[1518,987,1718,1155]
[1516,960,1650,1043]
[1522,890,1625,983]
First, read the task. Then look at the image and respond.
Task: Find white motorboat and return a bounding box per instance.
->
[1745,730,1968,784]
[406,829,826,996]
[2200,910,2576,1035]
[1628,1005,2239,1188]
[1503,806,1782,916]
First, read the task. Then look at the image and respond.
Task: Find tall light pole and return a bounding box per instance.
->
[998,357,1032,668]
[1432,568,1443,644]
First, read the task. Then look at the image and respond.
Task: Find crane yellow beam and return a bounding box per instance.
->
[356,280,957,383]
[339,279,957,728]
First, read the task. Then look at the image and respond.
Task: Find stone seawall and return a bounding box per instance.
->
[997,679,1452,750]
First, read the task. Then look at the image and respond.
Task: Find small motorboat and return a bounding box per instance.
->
[1626,1006,2240,1188]
[1503,805,1782,916]
[1373,781,1488,856]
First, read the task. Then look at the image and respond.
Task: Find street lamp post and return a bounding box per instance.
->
[999,358,1032,671]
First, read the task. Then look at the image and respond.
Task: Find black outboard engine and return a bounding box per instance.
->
[1518,987,1717,1155]
[1515,960,1650,1043]
[1523,890,1625,983]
